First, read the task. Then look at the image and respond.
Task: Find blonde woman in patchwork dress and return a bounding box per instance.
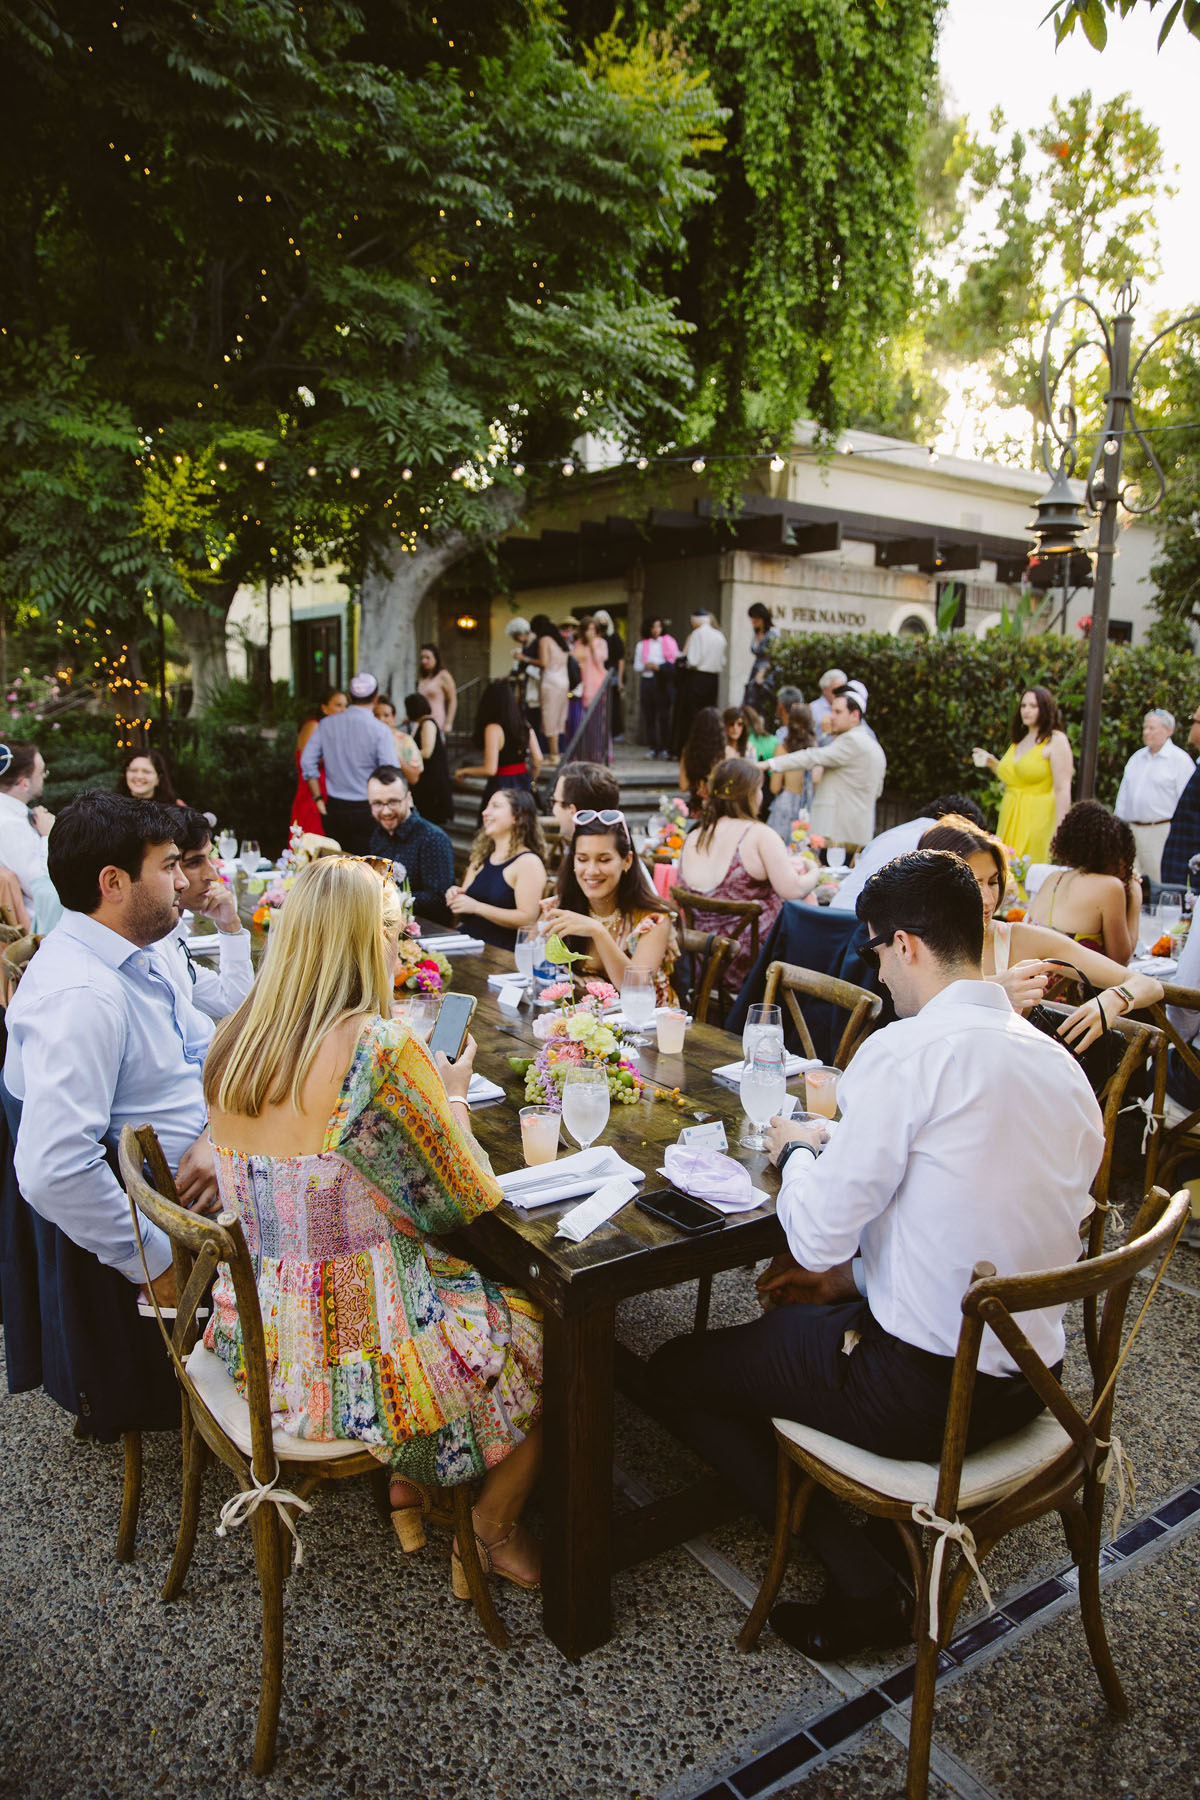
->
[203,857,542,1593]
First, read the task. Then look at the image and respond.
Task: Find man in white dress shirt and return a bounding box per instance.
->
[0,739,61,932]
[650,849,1103,1656]
[829,793,986,912]
[764,680,886,853]
[5,793,218,1318]
[809,667,846,742]
[1113,708,1196,884]
[155,807,254,1022]
[680,608,727,720]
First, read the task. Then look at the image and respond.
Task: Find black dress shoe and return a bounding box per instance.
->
[770,1585,911,1658]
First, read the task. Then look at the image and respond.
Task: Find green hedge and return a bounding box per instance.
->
[771,631,1198,815]
[40,713,298,857]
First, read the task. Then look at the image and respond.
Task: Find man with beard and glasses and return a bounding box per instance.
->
[1,793,218,1439]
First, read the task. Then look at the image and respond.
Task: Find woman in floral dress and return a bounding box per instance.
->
[540,809,679,1005]
[203,856,542,1591]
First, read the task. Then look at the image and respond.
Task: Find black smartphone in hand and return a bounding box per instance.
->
[635,1188,725,1235]
[427,992,478,1063]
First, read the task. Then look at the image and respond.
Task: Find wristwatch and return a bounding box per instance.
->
[1111,983,1137,1011]
[777,1140,818,1176]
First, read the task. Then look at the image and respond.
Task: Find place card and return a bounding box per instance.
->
[678,1120,728,1151]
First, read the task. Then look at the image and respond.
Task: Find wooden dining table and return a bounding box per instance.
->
[424,928,788,1662]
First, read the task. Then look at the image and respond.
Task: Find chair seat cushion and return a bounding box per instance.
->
[185,1342,370,1465]
[772,1410,1072,1509]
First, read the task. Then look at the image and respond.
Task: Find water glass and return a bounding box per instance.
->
[239,838,261,873]
[561,1067,610,1151]
[621,967,657,1041]
[1158,890,1184,936]
[739,1049,786,1151]
[394,993,437,1041]
[743,1002,783,1068]
[520,1106,561,1166]
[514,928,537,997]
[655,1007,688,1054]
[825,846,847,871]
[217,832,238,863]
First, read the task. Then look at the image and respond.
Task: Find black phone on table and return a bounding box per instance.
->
[635,1188,725,1235]
[427,992,478,1062]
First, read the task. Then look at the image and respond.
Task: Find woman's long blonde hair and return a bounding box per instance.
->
[204,858,403,1117]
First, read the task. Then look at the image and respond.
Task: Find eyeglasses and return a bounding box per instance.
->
[573,808,628,830]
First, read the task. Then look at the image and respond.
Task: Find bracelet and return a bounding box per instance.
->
[449,1094,471,1113]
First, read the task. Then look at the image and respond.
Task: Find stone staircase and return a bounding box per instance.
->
[444,744,677,871]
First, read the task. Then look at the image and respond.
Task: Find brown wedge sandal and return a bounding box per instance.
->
[389,1478,434,1553]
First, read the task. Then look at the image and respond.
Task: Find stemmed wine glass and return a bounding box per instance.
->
[561,1067,610,1152]
[739,1049,786,1151]
[826,846,847,871]
[239,838,262,875]
[742,1002,783,1071]
[620,967,657,1045]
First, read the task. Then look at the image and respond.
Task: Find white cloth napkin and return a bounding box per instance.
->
[181,935,222,956]
[497,1147,645,1209]
[487,971,525,990]
[418,934,486,955]
[713,1054,818,1081]
[554,1177,638,1242]
[466,1072,506,1104]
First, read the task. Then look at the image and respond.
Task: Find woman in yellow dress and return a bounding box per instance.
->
[973,685,1073,863]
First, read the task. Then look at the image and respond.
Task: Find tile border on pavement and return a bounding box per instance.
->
[659,1478,1200,1800]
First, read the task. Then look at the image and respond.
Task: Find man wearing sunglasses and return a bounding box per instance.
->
[650,849,1104,1658]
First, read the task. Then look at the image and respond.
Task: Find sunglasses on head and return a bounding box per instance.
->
[573,808,628,830]
[350,854,401,886]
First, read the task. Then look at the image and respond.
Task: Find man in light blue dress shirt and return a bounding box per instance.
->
[4,791,218,1315]
[155,806,254,1023]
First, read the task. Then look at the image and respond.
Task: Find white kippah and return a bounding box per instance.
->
[844,679,868,713]
[348,672,378,700]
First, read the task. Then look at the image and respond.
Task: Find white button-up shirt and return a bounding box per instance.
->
[4,911,210,1283]
[682,622,728,674]
[1114,741,1195,824]
[0,790,60,930]
[153,916,254,1023]
[828,818,934,912]
[777,980,1104,1376]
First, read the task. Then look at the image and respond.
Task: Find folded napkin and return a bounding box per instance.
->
[181,935,222,956]
[497,1147,645,1209]
[487,971,526,990]
[713,1054,818,1081]
[662,1144,761,1213]
[554,1177,637,1243]
[467,1072,506,1105]
[418,934,486,955]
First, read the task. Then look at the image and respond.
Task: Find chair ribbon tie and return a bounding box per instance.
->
[215,1465,313,1569]
[1119,1092,1162,1158]
[1095,1434,1136,1538]
[911,1502,993,1643]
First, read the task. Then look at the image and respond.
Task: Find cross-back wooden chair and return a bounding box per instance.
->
[761,959,883,1070]
[675,927,735,1027]
[738,1185,1189,1800]
[1147,983,1200,1196]
[670,889,764,1023]
[117,1123,508,1776]
[0,934,40,1009]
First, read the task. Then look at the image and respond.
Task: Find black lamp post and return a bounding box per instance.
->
[1029,281,1200,800]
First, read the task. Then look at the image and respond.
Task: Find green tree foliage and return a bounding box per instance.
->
[1,0,723,699]
[771,628,1196,807]
[1134,322,1200,630]
[1048,0,1200,52]
[922,91,1170,462]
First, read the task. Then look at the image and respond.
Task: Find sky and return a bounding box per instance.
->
[938,0,1199,318]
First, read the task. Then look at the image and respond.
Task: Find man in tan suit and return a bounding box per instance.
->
[764,680,886,854]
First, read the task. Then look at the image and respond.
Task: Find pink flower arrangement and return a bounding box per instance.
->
[584,979,618,1003]
[540,979,574,1003]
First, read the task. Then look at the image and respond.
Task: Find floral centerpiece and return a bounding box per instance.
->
[788,812,826,868]
[652,794,689,855]
[510,979,643,1111]
[999,848,1031,922]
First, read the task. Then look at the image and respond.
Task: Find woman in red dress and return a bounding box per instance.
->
[290,687,346,834]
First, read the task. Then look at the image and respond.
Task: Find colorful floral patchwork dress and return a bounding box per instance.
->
[204,1017,542,1486]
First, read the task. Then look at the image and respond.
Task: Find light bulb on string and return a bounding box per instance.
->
[561,460,575,477]
[770,455,786,474]
[1104,437,1119,456]
[691,458,706,474]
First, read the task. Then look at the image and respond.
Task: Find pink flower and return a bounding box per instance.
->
[584,980,618,1002]
[541,980,573,1002]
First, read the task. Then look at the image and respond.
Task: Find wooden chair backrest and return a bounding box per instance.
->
[0,934,40,1008]
[118,1123,278,1486]
[1148,986,1200,1183]
[761,959,883,1069]
[671,888,763,990]
[933,1185,1188,1527]
[676,927,736,1027]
